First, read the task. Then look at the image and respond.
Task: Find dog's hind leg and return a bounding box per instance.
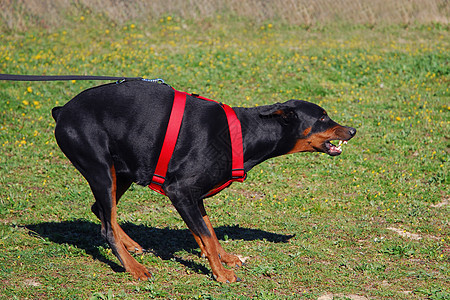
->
[86,164,151,280]
[54,119,150,280]
[57,145,150,278]
[91,174,144,254]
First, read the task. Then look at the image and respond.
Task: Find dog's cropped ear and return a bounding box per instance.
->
[259,102,298,124]
[259,103,283,117]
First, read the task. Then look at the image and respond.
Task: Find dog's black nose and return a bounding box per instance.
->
[348,127,357,137]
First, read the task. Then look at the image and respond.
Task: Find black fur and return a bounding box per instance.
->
[53,80,356,281]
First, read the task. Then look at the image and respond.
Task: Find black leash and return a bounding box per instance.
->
[0,73,145,82]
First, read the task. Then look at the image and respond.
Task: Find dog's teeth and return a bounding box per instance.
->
[344,141,348,145]
[338,140,342,146]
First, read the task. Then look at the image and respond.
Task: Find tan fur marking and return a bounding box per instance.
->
[197,233,238,282]
[288,126,341,154]
[199,203,242,267]
[190,229,207,257]
[109,167,144,253]
[303,127,312,136]
[110,166,150,280]
[287,139,313,154]
[273,109,284,115]
[188,203,240,282]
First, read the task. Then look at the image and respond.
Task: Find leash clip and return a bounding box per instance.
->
[141,78,166,84]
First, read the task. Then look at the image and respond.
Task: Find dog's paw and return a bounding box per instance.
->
[128,263,152,281]
[213,268,240,283]
[127,246,145,254]
[220,252,243,268]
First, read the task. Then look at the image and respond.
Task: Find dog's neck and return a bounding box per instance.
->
[234,106,297,172]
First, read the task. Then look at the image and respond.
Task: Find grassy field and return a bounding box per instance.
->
[0,12,449,300]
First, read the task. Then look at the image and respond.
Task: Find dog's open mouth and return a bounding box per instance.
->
[325,140,348,156]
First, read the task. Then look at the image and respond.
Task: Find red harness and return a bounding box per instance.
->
[148,89,246,198]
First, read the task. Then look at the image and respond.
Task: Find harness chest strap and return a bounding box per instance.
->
[149,89,246,197]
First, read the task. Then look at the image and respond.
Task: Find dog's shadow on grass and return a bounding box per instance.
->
[25,220,294,275]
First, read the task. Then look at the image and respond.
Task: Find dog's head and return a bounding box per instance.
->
[259,100,356,156]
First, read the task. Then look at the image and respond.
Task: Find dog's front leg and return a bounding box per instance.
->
[198,201,243,268]
[170,197,240,283]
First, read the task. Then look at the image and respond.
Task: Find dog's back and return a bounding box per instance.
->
[53,80,232,188]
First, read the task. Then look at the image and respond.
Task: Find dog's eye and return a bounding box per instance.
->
[319,115,328,122]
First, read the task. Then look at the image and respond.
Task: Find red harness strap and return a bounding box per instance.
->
[148,89,246,197]
[149,90,186,194]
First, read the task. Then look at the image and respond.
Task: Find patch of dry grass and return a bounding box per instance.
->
[1,0,448,31]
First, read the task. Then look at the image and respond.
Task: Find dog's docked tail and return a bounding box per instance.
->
[52,106,62,122]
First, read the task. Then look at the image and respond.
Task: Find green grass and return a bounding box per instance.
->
[0,15,449,299]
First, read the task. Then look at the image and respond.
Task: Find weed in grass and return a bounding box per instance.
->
[89,290,114,300]
[381,243,416,258]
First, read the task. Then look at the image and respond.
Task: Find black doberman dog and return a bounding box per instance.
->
[52,80,356,282]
